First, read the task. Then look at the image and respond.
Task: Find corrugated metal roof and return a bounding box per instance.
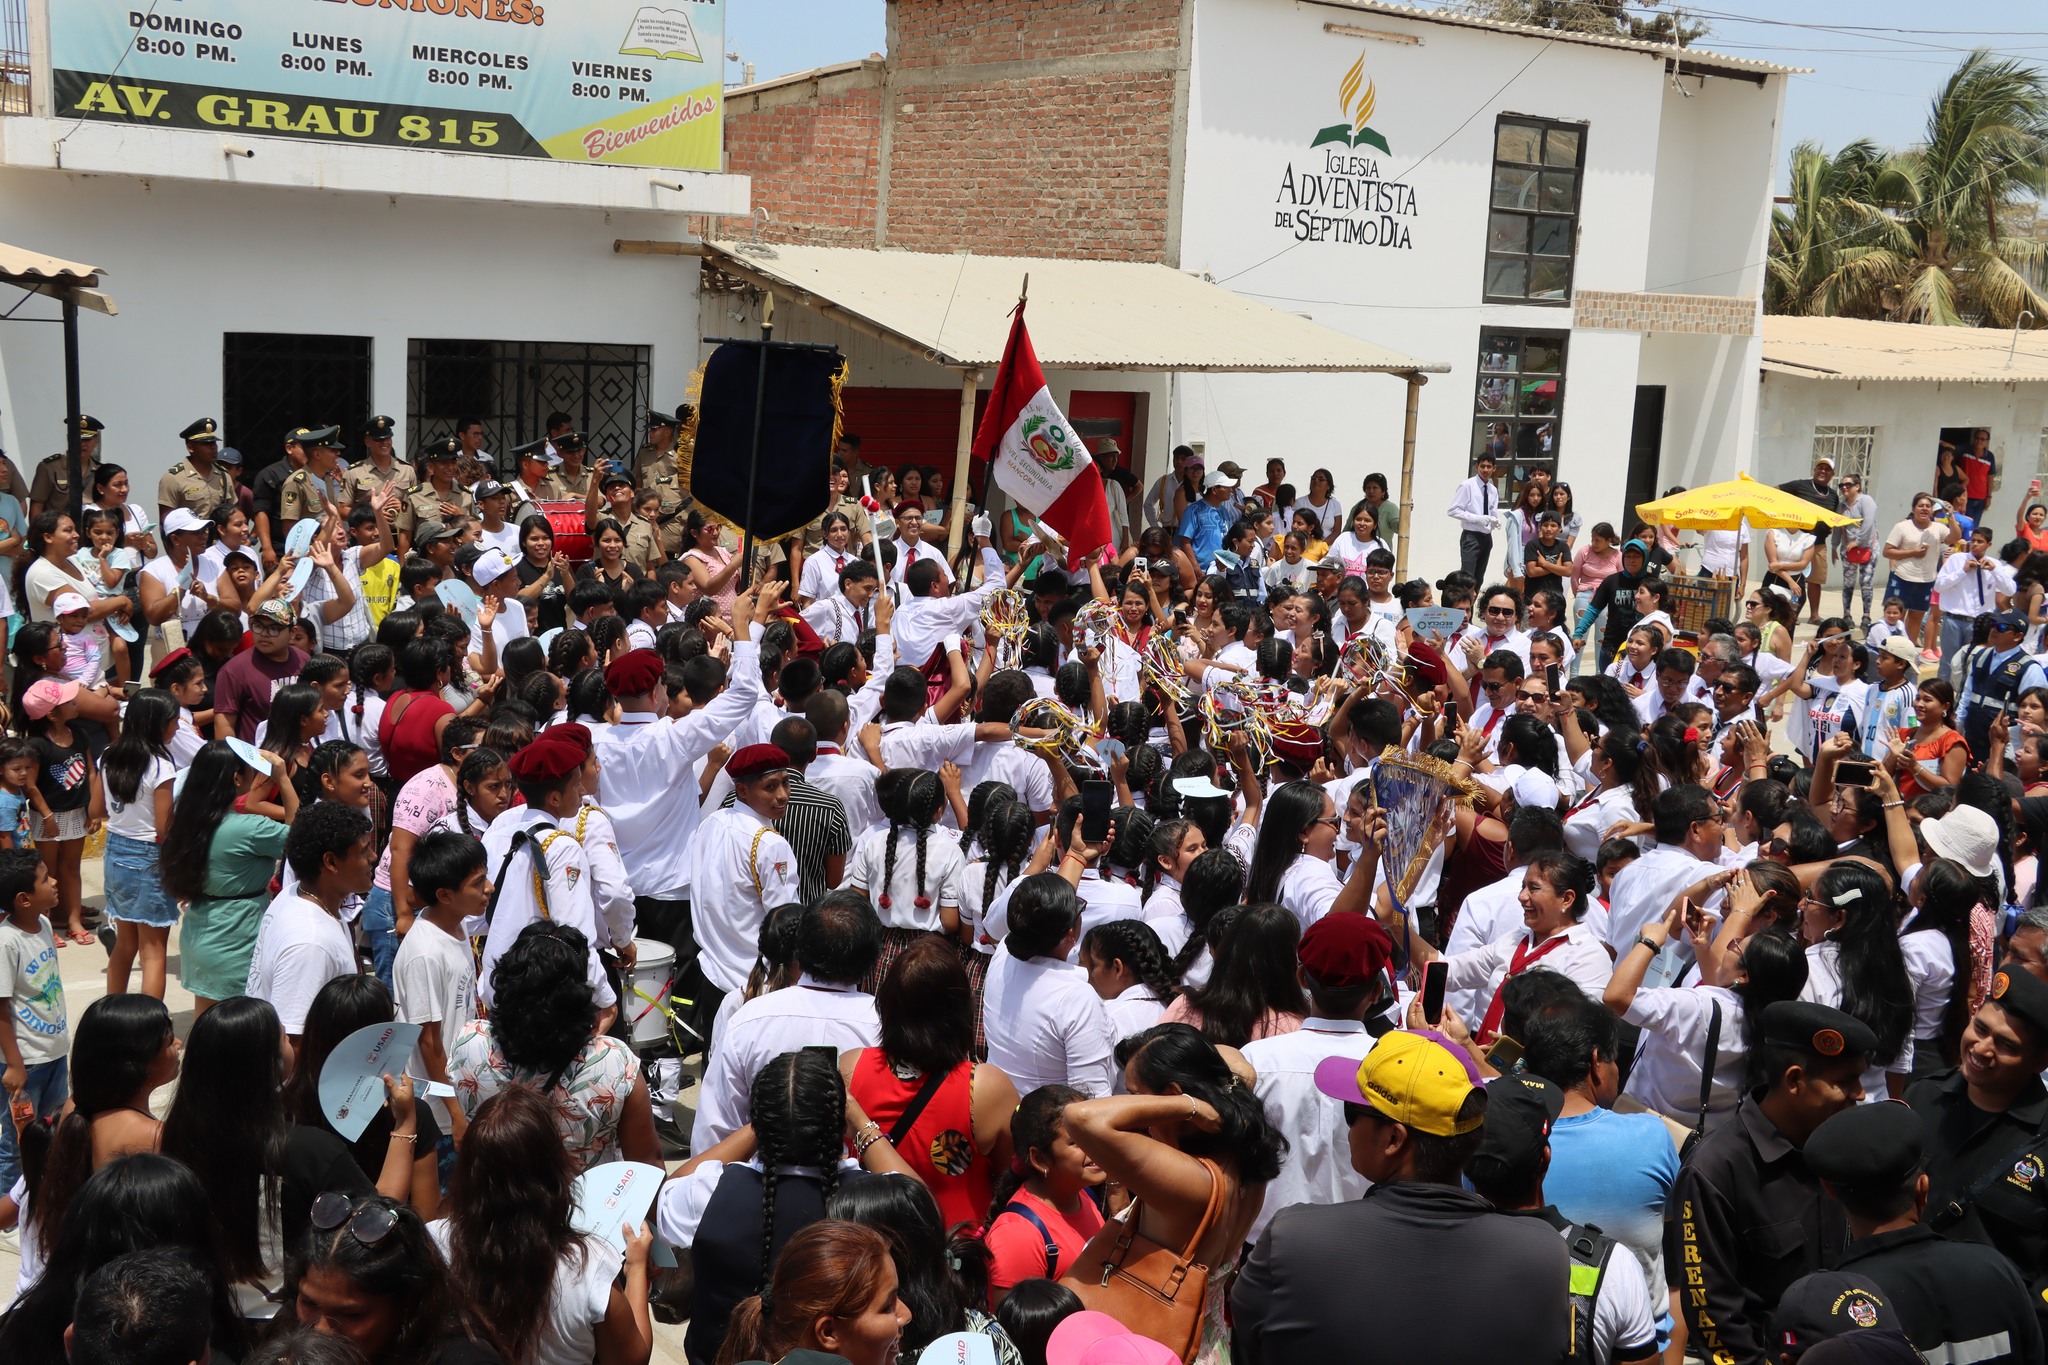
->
[1312,1,1806,78]
[1760,316,2048,384]
[0,243,101,286]
[704,241,1445,374]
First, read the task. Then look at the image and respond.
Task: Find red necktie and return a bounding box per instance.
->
[1482,708,1507,737]
[834,554,845,572]
[1479,933,1570,1040]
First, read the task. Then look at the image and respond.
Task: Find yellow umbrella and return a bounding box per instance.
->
[1635,472,1860,532]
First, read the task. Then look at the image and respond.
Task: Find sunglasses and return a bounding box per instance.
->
[311,1192,398,1248]
[1481,678,1513,693]
[1342,1101,1374,1126]
[1517,691,1548,704]
[1484,605,1518,618]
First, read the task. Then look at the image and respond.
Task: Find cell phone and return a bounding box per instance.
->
[1545,664,1561,695]
[1080,779,1114,844]
[1486,1035,1525,1072]
[1836,760,1876,787]
[1421,960,1448,1027]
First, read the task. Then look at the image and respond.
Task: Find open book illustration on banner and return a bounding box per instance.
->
[619,7,706,62]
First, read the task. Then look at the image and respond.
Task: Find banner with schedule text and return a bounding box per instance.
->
[49,0,724,171]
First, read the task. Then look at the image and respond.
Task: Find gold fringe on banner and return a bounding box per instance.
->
[669,354,846,545]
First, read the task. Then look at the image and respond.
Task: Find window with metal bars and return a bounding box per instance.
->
[407,339,652,476]
[1484,115,1586,305]
[1811,425,1876,486]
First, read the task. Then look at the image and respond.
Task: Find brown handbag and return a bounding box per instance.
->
[1058,1158,1226,1364]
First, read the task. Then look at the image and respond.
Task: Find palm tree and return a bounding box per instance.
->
[1766,139,1895,316]
[1767,51,2048,326]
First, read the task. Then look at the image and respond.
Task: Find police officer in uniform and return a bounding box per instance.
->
[551,431,593,502]
[1960,612,2031,761]
[397,437,477,555]
[1909,965,2048,1312]
[632,406,693,557]
[30,414,103,517]
[279,427,346,527]
[1665,1001,1873,1365]
[506,438,565,524]
[252,428,314,569]
[157,418,239,524]
[1804,1098,2042,1364]
[342,415,417,509]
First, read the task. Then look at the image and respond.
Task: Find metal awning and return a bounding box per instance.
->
[0,243,101,286]
[701,240,1447,375]
[1761,315,2048,384]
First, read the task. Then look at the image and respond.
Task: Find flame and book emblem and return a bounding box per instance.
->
[1311,54,1392,154]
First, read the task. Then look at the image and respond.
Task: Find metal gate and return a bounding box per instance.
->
[223,333,375,479]
[407,339,651,474]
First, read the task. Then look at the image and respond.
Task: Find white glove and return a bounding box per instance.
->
[971,512,993,538]
[944,632,964,656]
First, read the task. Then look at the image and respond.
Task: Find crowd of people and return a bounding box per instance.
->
[2,413,2048,1365]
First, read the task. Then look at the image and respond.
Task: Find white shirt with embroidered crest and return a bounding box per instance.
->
[691,801,799,993]
[690,974,881,1151]
[591,636,765,901]
[568,800,635,950]
[472,807,616,1009]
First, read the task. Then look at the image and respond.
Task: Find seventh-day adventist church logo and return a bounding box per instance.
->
[1270,50,1418,248]
[1310,53,1391,154]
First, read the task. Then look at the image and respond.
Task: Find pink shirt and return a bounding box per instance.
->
[1160,995,1304,1042]
[1573,544,1622,595]
[375,765,456,891]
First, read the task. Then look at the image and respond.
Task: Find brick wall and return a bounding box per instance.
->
[884,0,1187,262]
[1576,289,1759,336]
[717,66,884,248]
[890,0,1186,69]
[718,2,1191,263]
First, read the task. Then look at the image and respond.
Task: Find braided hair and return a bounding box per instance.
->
[977,797,1035,927]
[1143,819,1195,898]
[343,644,394,747]
[453,747,507,838]
[1169,846,1246,982]
[878,769,945,915]
[1127,742,1166,813]
[517,668,566,720]
[1081,918,1178,1007]
[963,780,1019,861]
[747,1050,848,1293]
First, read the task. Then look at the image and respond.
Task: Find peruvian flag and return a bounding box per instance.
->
[971,302,1114,570]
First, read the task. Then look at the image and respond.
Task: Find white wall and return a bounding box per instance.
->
[0,167,710,501]
[1756,373,2048,536]
[1175,0,1783,579]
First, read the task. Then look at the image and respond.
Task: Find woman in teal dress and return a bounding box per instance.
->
[159,737,298,1013]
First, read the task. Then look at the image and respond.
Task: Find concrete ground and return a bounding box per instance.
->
[0,859,701,1364]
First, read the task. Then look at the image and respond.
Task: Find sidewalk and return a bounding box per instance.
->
[0,859,700,1363]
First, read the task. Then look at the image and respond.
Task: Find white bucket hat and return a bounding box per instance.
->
[1922,804,1999,880]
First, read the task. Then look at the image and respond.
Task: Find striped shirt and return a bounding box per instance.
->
[720,770,853,904]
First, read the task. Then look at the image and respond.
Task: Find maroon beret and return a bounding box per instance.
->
[543,722,593,756]
[893,500,924,519]
[604,648,665,696]
[1298,914,1393,990]
[507,738,585,784]
[726,743,791,782]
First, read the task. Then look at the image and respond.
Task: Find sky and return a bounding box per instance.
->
[721,0,2048,183]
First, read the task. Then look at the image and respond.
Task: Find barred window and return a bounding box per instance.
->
[1811,426,1876,485]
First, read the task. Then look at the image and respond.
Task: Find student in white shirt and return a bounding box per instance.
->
[1241,913,1393,1246]
[802,558,883,648]
[476,739,617,1014]
[1243,780,1378,931]
[1603,785,1739,986]
[1078,918,1176,1046]
[1605,870,1809,1133]
[1447,455,1503,581]
[246,802,376,1044]
[799,512,861,605]
[1380,848,1613,1042]
[983,871,1119,1097]
[845,768,966,955]
[692,891,883,1150]
[688,743,801,1036]
[98,691,181,1000]
[1797,860,1917,1098]
[393,829,486,1143]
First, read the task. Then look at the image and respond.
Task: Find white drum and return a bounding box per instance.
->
[626,938,677,1047]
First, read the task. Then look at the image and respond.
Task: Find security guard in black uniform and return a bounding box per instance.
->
[1806,1096,2042,1363]
[1909,965,2048,1324]
[1961,612,2032,761]
[1665,1001,1874,1365]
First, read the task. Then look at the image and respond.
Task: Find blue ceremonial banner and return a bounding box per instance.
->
[49,0,724,170]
